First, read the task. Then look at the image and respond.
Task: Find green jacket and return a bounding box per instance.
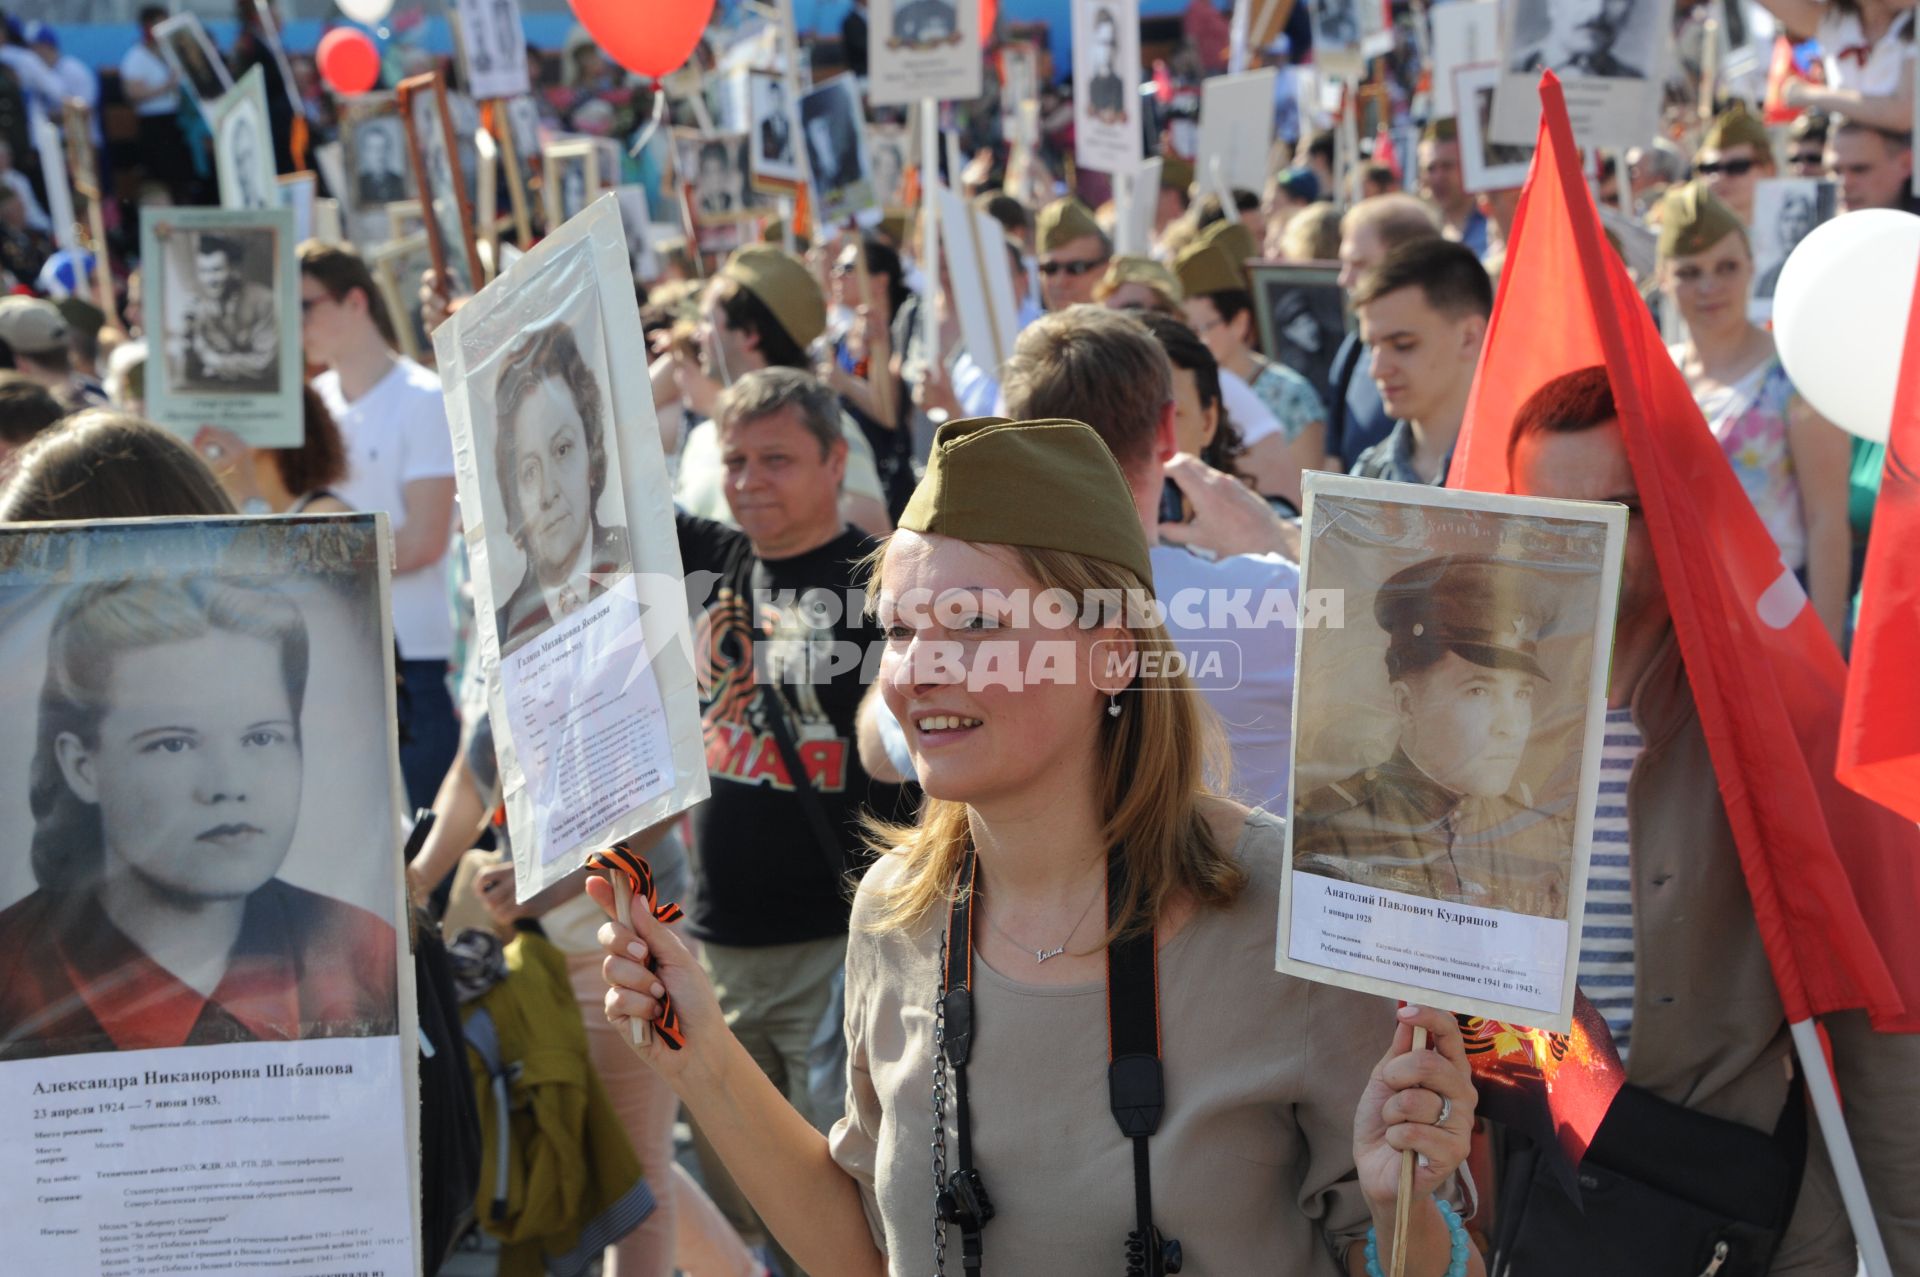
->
[463,931,653,1277]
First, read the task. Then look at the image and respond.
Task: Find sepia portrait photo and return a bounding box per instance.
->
[0,517,406,1063]
[1277,475,1626,1029]
[142,205,302,447]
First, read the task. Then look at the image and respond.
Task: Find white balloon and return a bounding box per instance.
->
[1772,208,1920,445]
[336,0,394,24]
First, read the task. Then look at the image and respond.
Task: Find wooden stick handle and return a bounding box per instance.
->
[1389,1023,1427,1277]
[609,870,652,1048]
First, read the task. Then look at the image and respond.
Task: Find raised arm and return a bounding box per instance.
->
[590,876,889,1277]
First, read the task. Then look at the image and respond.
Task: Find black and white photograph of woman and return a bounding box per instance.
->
[0,563,401,1063]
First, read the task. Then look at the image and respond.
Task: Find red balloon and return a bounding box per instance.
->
[317,28,380,96]
[981,0,998,47]
[568,0,716,80]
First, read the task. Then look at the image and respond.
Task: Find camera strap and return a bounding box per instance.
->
[939,844,1180,1276]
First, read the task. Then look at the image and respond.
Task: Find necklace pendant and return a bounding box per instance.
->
[1035,945,1066,963]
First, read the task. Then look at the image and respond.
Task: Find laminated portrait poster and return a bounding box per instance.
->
[1277,474,1626,1032]
[1073,0,1144,177]
[1489,0,1673,149]
[455,0,531,102]
[1429,0,1500,116]
[434,197,708,900]
[800,77,877,226]
[869,0,983,107]
[154,13,232,107]
[0,514,419,1275]
[1197,69,1278,200]
[213,67,276,212]
[141,205,303,447]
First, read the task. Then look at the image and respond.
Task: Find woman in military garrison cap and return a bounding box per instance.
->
[592,417,1484,1276]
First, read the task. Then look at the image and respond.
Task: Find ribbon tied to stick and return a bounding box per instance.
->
[585,841,687,1051]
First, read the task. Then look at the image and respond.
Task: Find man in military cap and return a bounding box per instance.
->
[1294,553,1573,919]
[1508,0,1645,80]
[1034,197,1112,311]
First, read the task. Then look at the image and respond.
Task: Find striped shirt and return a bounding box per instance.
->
[1580,707,1642,1062]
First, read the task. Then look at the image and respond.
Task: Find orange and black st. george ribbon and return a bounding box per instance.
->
[585,841,688,1051]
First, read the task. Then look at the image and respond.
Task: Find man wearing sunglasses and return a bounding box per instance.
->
[1786,111,1830,179]
[1693,103,1775,225]
[1034,197,1112,311]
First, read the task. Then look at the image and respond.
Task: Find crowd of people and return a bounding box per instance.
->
[0,1,1915,1275]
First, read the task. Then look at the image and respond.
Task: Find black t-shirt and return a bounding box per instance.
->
[676,513,911,946]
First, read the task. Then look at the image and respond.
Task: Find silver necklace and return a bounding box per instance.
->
[981,877,1104,963]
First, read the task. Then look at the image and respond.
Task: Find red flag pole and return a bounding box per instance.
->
[1791,1020,1893,1276]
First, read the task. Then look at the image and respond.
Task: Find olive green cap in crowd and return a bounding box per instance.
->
[1037,196,1107,253]
[1655,180,1747,261]
[1174,219,1254,297]
[1160,154,1194,193]
[898,416,1155,587]
[1097,254,1184,304]
[1420,117,1459,144]
[1701,102,1771,156]
[758,218,813,254]
[720,244,827,347]
[877,208,913,247]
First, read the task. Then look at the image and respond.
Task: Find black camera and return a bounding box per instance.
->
[937,1168,995,1232]
[1126,1226,1183,1276]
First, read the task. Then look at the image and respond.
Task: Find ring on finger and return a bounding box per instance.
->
[1434,1094,1453,1127]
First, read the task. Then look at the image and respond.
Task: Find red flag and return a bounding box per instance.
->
[1448,73,1920,1032]
[1838,286,1920,822]
[1460,992,1625,1182]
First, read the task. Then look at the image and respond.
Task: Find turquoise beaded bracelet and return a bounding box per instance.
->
[1363,1197,1470,1277]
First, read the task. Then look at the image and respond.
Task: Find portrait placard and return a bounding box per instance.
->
[1455,63,1535,193]
[1249,259,1346,405]
[869,0,983,106]
[456,0,531,102]
[1429,0,1500,116]
[214,66,276,212]
[339,92,417,217]
[141,205,303,448]
[868,123,913,209]
[801,77,877,225]
[1073,0,1144,176]
[154,13,232,106]
[1489,0,1673,149]
[278,172,317,242]
[0,514,418,1275]
[1310,0,1390,78]
[1198,69,1279,200]
[936,183,1020,372]
[399,71,486,297]
[434,197,709,901]
[1748,178,1835,321]
[543,137,603,229]
[1276,474,1627,1032]
[746,71,802,188]
[675,130,760,252]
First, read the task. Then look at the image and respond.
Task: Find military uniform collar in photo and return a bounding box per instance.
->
[899,416,1155,588]
[721,244,827,347]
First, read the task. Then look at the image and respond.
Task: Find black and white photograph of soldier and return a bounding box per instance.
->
[1292,553,1578,921]
[1752,179,1835,301]
[488,322,633,655]
[751,74,798,182]
[800,79,868,196]
[164,228,281,395]
[1086,6,1128,122]
[1507,0,1656,80]
[350,114,411,208]
[893,0,960,44]
[695,139,743,215]
[0,523,402,1063]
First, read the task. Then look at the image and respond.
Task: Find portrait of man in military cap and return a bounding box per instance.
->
[1292,552,1575,920]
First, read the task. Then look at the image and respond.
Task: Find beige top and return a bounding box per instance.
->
[828,809,1390,1276]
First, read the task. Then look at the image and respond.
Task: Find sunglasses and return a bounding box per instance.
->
[1789,151,1826,168]
[1695,157,1758,177]
[1037,256,1109,277]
